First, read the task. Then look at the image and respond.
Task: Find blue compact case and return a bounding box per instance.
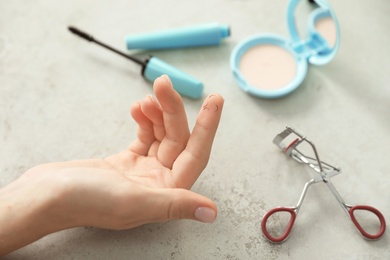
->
[230,0,340,99]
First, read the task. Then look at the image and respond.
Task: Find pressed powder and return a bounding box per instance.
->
[239,45,297,90]
[315,17,336,48]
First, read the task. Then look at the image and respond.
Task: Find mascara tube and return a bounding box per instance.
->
[126,23,230,50]
[68,26,204,99]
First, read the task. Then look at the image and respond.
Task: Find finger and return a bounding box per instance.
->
[128,102,155,156]
[154,75,190,169]
[172,94,224,189]
[147,142,160,157]
[140,94,165,142]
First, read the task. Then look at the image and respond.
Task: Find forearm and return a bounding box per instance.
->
[0,175,65,256]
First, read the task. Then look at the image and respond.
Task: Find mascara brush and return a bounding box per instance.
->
[68,26,203,99]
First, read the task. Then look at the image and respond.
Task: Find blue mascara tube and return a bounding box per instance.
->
[69,26,204,99]
[126,23,230,50]
[142,56,203,99]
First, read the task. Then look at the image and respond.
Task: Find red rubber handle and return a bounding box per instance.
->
[284,138,299,153]
[349,205,386,240]
[261,207,297,243]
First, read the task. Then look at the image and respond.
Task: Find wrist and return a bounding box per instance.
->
[0,172,69,256]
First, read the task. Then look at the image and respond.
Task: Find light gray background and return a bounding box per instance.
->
[1,0,389,259]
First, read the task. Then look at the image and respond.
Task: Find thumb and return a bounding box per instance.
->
[154,188,217,223]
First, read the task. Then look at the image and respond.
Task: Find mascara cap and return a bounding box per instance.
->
[126,23,230,50]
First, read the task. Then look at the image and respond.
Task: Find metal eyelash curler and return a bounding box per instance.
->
[261,126,386,243]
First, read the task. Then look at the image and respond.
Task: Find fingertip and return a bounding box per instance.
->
[147,94,161,108]
[139,95,151,111]
[163,189,217,223]
[153,75,187,122]
[207,93,224,102]
[197,93,224,124]
[160,74,172,86]
[203,94,224,112]
[130,101,154,129]
[153,74,174,95]
[130,102,141,118]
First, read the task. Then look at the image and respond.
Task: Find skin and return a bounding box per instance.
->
[0,75,224,256]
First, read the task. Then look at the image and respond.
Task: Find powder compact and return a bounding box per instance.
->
[230,0,340,98]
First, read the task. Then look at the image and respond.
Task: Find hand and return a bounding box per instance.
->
[0,75,224,255]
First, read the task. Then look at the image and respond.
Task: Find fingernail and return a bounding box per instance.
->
[146,94,154,103]
[161,74,172,85]
[194,207,216,223]
[146,94,161,108]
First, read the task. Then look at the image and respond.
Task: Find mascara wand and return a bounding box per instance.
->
[68,26,203,99]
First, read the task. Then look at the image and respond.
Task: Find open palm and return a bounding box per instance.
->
[22,75,224,232]
[0,75,224,256]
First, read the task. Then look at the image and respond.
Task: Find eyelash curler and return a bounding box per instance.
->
[261,126,386,243]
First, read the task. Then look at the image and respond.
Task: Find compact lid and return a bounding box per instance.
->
[286,0,340,65]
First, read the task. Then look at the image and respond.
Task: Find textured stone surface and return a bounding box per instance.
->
[1,0,389,259]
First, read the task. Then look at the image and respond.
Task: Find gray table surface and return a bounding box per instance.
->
[1,0,389,259]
